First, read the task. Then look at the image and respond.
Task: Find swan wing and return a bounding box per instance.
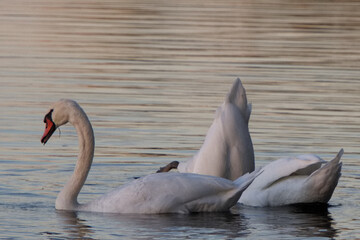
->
[239,150,343,206]
[252,154,326,191]
[82,172,254,214]
[239,154,325,206]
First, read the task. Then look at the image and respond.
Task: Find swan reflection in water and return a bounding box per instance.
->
[54,203,336,239]
[235,203,337,239]
[55,211,94,239]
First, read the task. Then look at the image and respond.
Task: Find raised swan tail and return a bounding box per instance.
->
[306,148,343,203]
[226,78,252,123]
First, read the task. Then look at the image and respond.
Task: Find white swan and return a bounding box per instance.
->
[159,78,343,207]
[239,150,343,207]
[175,78,255,180]
[41,99,259,214]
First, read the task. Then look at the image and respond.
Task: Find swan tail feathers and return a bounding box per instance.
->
[307,149,343,203]
[226,78,251,123]
[332,148,344,164]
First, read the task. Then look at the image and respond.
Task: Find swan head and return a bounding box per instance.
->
[41,99,82,144]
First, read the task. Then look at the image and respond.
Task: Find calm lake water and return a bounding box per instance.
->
[0,0,359,239]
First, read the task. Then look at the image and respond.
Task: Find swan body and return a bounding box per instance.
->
[78,172,257,213]
[239,150,343,207]
[171,78,343,207]
[41,99,258,214]
[178,78,254,180]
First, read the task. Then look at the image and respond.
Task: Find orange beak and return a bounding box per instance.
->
[41,110,56,144]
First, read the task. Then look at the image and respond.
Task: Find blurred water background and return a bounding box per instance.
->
[0,0,359,239]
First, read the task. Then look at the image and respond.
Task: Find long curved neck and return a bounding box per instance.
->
[56,107,94,210]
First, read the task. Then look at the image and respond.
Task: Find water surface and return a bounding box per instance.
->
[0,0,359,239]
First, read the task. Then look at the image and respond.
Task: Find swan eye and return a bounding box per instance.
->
[43,109,54,123]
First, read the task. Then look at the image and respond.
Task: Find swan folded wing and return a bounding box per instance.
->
[82,173,240,214]
[240,173,322,207]
[265,150,343,205]
[170,174,239,213]
[254,154,326,191]
[183,170,260,212]
[239,150,344,206]
[238,154,325,206]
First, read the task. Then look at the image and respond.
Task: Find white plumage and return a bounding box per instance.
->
[239,150,343,207]
[178,78,255,180]
[41,99,258,214]
[176,78,343,207]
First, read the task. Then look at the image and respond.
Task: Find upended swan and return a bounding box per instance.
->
[158,78,343,207]
[159,78,255,180]
[41,99,259,214]
[158,78,254,178]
